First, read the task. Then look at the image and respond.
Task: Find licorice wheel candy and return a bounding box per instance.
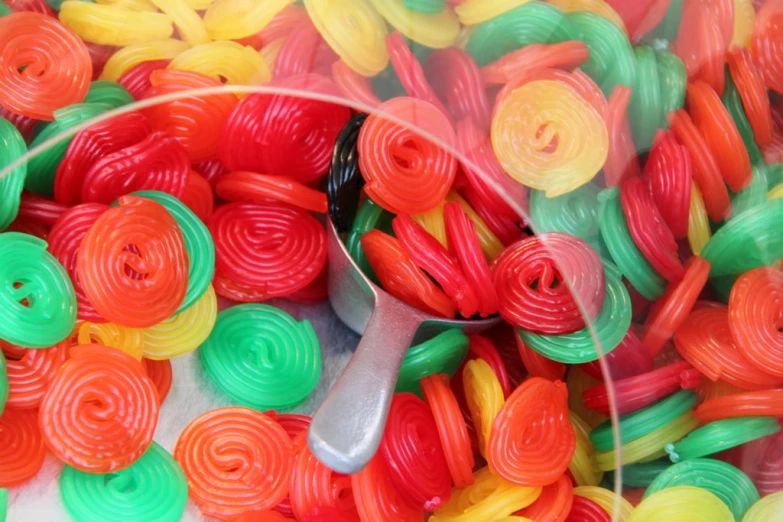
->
[39,344,159,473]
[0,407,46,487]
[516,335,566,382]
[487,377,575,487]
[116,59,170,100]
[174,407,293,519]
[642,130,692,240]
[209,202,326,302]
[358,96,457,215]
[517,473,574,522]
[180,171,214,223]
[398,329,469,395]
[361,229,457,318]
[425,48,491,132]
[215,171,328,214]
[728,47,774,147]
[368,0,460,49]
[16,194,67,228]
[630,486,733,522]
[574,486,634,522]
[1,339,69,409]
[327,113,367,233]
[141,358,172,404]
[565,495,611,522]
[529,183,602,250]
[480,39,590,85]
[462,358,505,457]
[273,19,338,79]
[752,0,783,94]
[466,334,510,398]
[579,329,654,382]
[142,285,217,360]
[351,453,424,522]
[0,117,26,232]
[491,232,605,334]
[666,416,782,464]
[385,32,450,118]
[0,12,91,120]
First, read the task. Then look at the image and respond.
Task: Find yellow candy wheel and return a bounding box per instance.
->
[149,0,210,46]
[492,80,608,197]
[569,411,604,486]
[455,0,533,26]
[77,321,145,361]
[743,491,783,522]
[630,486,734,522]
[142,286,217,360]
[688,182,712,255]
[575,486,634,522]
[463,358,505,457]
[100,39,190,81]
[59,1,174,46]
[204,0,293,41]
[168,41,270,85]
[367,0,460,49]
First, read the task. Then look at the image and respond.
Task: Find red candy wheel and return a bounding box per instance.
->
[669,109,730,221]
[620,175,684,281]
[642,256,711,357]
[264,412,311,518]
[361,229,457,318]
[582,361,702,416]
[220,73,350,184]
[351,454,423,522]
[141,358,172,404]
[180,171,214,223]
[0,12,91,120]
[174,408,293,519]
[142,69,238,163]
[752,0,783,94]
[331,60,382,109]
[55,111,152,206]
[606,0,670,39]
[358,97,458,215]
[77,196,189,327]
[380,393,452,511]
[215,171,328,214]
[695,389,783,424]
[290,432,357,520]
[426,48,491,132]
[0,408,46,487]
[273,19,337,79]
[46,203,109,322]
[39,344,160,473]
[487,377,574,486]
[117,59,171,100]
[17,194,67,227]
[642,130,692,240]
[421,374,475,489]
[444,202,499,318]
[604,85,640,187]
[386,31,450,119]
[459,181,524,246]
[491,232,605,334]
[2,339,69,409]
[392,214,479,318]
[81,130,190,204]
[480,41,590,86]
[729,267,783,377]
[209,202,327,302]
[687,81,752,192]
[466,334,510,398]
[285,265,328,305]
[193,159,227,187]
[674,306,783,390]
[516,334,566,381]
[566,494,612,522]
[728,47,774,146]
[517,473,574,521]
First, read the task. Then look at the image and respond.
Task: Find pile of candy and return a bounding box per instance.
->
[1,0,783,520]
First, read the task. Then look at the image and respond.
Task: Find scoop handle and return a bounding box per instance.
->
[308,295,421,474]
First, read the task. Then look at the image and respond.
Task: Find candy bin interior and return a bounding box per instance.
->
[1,0,783,521]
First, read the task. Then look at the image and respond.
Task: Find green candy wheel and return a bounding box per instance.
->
[345,197,392,284]
[666,416,781,463]
[396,328,469,396]
[529,183,602,250]
[0,355,7,417]
[84,81,135,109]
[60,442,188,522]
[0,118,27,231]
[403,0,445,15]
[200,304,322,410]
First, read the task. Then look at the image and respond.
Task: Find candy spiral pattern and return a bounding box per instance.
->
[290,435,356,520]
[674,306,783,390]
[345,198,390,283]
[181,172,214,222]
[148,0,209,47]
[77,196,189,327]
[487,377,575,487]
[220,74,350,184]
[751,0,783,94]
[666,416,781,464]
[0,408,46,487]
[272,18,338,80]
[327,113,367,233]
[16,195,67,227]
[386,32,450,118]
[132,190,215,313]
[174,407,292,519]
[363,229,457,317]
[141,285,216,360]
[55,111,151,206]
[76,321,145,360]
[565,495,611,522]
[141,358,172,404]
[425,48,491,132]
[491,232,605,334]
[430,467,542,522]
[642,130,692,240]
[81,130,190,204]
[620,175,684,281]
[0,118,26,232]
[529,183,602,248]
[397,329,468,395]
[352,454,424,522]
[568,411,603,487]
[216,171,327,214]
[518,473,574,522]
[304,0,388,76]
[728,47,773,146]
[574,486,634,521]
[59,441,187,522]
[629,486,733,522]
[168,41,270,85]
[200,304,320,410]
[101,40,188,82]
[209,202,326,302]
[0,232,76,347]
[393,214,479,318]
[84,80,135,109]
[421,374,474,489]
[203,0,292,40]
[728,267,783,377]
[0,12,91,120]
[142,69,237,163]
[117,59,171,100]
[0,340,66,406]
[492,79,608,197]
[58,1,173,46]
[358,97,457,215]
[463,358,505,457]
[380,393,453,511]
[39,344,160,473]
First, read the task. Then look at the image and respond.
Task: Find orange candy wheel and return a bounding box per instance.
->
[38,344,160,473]
[751,0,783,94]
[174,407,292,519]
[727,47,774,147]
[215,170,328,214]
[517,473,574,521]
[0,408,46,487]
[729,267,783,378]
[141,358,173,404]
[77,195,189,327]
[351,454,424,522]
[1,339,69,409]
[487,377,575,487]
[694,389,783,424]
[0,13,91,120]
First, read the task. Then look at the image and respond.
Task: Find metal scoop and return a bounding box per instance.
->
[308,219,501,474]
